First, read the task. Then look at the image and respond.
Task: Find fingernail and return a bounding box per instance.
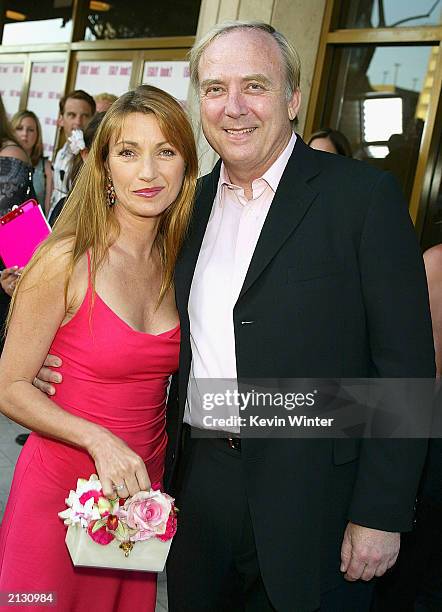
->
[49,387,55,395]
[55,374,62,382]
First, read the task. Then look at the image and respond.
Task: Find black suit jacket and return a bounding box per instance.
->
[166,137,435,611]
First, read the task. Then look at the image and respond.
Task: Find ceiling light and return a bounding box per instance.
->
[89,1,111,10]
[6,10,26,21]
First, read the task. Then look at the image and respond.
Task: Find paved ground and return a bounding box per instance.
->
[0,413,28,523]
[0,413,168,610]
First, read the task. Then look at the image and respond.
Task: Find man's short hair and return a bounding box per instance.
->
[189,20,301,102]
[59,90,96,116]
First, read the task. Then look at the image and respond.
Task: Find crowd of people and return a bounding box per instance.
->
[0,18,440,612]
[0,90,114,351]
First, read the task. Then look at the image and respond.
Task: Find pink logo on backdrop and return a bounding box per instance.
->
[183,66,190,78]
[120,67,130,76]
[160,67,172,77]
[12,66,23,74]
[0,67,8,74]
[90,66,100,75]
[147,66,159,77]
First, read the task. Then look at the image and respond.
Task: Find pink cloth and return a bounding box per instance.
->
[0,258,179,611]
[186,133,296,431]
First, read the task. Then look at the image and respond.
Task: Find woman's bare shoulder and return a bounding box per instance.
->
[22,238,85,289]
[0,143,29,164]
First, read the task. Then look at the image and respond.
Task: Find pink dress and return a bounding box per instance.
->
[0,258,180,611]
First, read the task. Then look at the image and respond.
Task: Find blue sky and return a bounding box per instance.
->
[366,0,441,90]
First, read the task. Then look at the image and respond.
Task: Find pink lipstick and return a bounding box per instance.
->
[133,187,164,198]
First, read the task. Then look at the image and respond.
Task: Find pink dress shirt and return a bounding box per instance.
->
[186,133,297,431]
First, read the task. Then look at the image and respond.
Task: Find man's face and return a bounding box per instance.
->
[198,29,301,183]
[58,98,94,138]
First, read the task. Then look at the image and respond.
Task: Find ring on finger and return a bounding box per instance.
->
[113,483,125,491]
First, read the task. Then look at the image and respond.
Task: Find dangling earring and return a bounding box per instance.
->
[106,175,116,206]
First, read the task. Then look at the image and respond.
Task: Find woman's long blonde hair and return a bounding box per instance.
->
[8,85,198,323]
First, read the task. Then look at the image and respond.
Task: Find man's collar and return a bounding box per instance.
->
[218,132,297,194]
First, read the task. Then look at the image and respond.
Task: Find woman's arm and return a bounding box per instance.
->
[0,244,150,497]
[43,158,54,216]
[424,245,442,377]
[0,267,22,297]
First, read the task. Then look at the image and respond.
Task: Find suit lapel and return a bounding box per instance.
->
[175,160,221,313]
[238,137,320,301]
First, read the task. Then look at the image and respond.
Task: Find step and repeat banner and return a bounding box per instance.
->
[0,63,25,118]
[26,62,66,157]
[142,61,190,106]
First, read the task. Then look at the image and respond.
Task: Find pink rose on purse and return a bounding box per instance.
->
[59,475,178,566]
[120,490,175,542]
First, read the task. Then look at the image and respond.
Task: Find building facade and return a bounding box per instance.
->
[0,0,441,246]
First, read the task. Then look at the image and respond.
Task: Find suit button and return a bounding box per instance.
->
[241,320,255,325]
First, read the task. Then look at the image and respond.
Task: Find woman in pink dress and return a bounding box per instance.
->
[0,85,197,611]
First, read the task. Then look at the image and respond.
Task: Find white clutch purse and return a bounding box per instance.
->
[59,475,177,573]
[65,523,172,572]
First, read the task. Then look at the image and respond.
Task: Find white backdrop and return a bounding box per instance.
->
[0,63,25,118]
[26,62,66,157]
[142,61,190,105]
[74,61,132,96]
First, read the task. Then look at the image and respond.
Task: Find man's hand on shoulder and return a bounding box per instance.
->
[340,521,400,581]
[33,354,63,395]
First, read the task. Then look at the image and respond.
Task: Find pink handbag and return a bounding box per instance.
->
[0,199,51,267]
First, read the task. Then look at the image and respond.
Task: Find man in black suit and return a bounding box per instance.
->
[164,21,435,612]
[35,20,435,612]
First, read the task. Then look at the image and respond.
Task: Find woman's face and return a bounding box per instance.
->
[309,136,337,155]
[107,112,186,221]
[15,116,38,155]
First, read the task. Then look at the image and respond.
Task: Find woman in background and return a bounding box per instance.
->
[0,96,34,349]
[12,110,53,215]
[308,127,353,157]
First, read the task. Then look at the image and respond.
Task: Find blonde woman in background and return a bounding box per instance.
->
[12,110,53,215]
[94,92,118,113]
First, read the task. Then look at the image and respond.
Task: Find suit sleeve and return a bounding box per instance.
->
[347,171,436,532]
